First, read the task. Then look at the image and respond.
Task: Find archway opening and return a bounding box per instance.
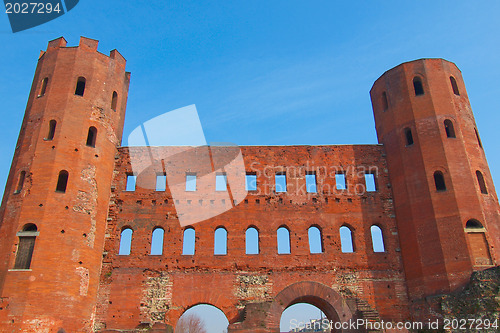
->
[176,304,229,333]
[280,301,332,332]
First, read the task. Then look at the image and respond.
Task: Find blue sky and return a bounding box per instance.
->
[1,1,500,331]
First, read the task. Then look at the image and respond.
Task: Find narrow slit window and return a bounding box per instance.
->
[126,174,136,191]
[370,225,385,252]
[39,77,48,96]
[413,77,424,96]
[444,120,456,138]
[381,92,389,111]
[245,173,257,191]
[15,171,26,194]
[450,76,460,95]
[75,77,86,96]
[214,227,227,255]
[277,227,291,254]
[56,170,68,193]
[47,120,56,140]
[474,128,483,149]
[335,173,346,190]
[245,227,259,255]
[14,224,38,270]
[434,171,446,191]
[340,226,354,253]
[185,173,197,191]
[182,228,195,255]
[111,91,118,111]
[275,173,287,193]
[308,226,323,254]
[86,126,97,147]
[150,228,164,255]
[306,172,317,193]
[476,171,488,194]
[364,173,377,192]
[156,174,166,191]
[404,127,414,146]
[118,228,133,255]
[215,173,227,191]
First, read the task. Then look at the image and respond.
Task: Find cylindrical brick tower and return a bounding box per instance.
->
[370,59,500,319]
[0,37,130,332]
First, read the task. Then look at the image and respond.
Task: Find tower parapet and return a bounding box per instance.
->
[370,58,499,319]
[0,37,130,332]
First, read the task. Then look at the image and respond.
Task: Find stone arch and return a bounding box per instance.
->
[166,294,240,329]
[268,281,355,331]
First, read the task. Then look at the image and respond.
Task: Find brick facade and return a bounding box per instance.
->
[0,38,498,332]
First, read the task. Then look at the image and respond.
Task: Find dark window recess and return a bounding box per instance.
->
[86,127,97,147]
[381,92,389,111]
[56,170,69,193]
[444,120,456,138]
[413,77,424,96]
[14,224,38,270]
[434,171,446,191]
[475,128,483,149]
[476,171,488,194]
[466,219,483,229]
[111,91,118,111]
[15,171,26,194]
[47,120,56,140]
[39,77,48,96]
[450,76,460,95]
[404,128,414,145]
[75,77,86,96]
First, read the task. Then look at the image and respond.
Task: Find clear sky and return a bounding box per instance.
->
[1,1,500,331]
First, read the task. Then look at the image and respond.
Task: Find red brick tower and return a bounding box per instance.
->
[370,59,500,319]
[0,37,129,332]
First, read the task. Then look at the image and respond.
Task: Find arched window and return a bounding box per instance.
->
[75,77,86,96]
[39,77,48,96]
[434,171,446,191]
[404,127,414,146]
[245,227,259,254]
[474,128,483,149]
[370,225,385,252]
[86,126,97,147]
[14,224,38,269]
[476,171,488,194]
[15,171,26,194]
[444,119,456,138]
[47,120,56,140]
[465,219,492,266]
[466,219,483,229]
[308,226,323,254]
[111,91,118,111]
[56,170,69,193]
[182,228,195,255]
[150,228,164,255]
[277,226,291,254]
[381,92,389,111]
[413,77,424,96]
[214,227,227,255]
[118,228,133,255]
[450,76,460,95]
[339,226,354,253]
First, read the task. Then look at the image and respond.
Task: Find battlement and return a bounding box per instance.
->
[40,36,127,66]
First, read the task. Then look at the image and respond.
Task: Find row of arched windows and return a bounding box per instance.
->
[381,75,460,111]
[404,119,456,147]
[432,170,488,194]
[44,120,97,147]
[37,76,118,111]
[118,225,386,256]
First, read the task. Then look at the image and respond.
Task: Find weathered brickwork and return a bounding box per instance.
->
[0,38,498,332]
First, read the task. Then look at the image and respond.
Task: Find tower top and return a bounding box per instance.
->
[39,36,126,66]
